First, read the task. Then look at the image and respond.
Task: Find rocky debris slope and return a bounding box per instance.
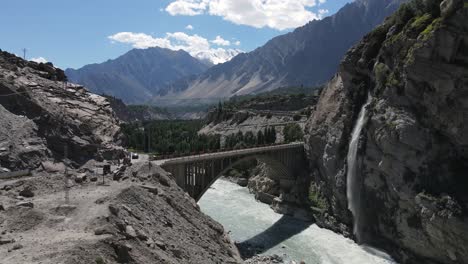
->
[305,1,468,263]
[0,50,124,170]
[0,161,241,263]
[200,109,307,144]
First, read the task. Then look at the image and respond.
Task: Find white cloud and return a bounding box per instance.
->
[165,0,327,30]
[318,9,329,18]
[234,40,241,46]
[211,35,230,46]
[166,0,207,16]
[108,31,242,64]
[186,24,194,30]
[31,57,48,63]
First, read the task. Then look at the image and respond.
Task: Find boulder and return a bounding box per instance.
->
[237,178,248,187]
[94,226,114,236]
[19,187,34,198]
[125,225,137,238]
[16,201,33,208]
[141,185,159,195]
[440,0,463,17]
[74,173,87,183]
[0,237,14,245]
[255,192,275,205]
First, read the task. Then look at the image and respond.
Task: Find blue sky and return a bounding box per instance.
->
[0,0,352,69]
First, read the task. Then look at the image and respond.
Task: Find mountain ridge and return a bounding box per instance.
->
[65,47,210,104]
[159,0,407,101]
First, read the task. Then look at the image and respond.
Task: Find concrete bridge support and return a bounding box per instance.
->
[161,143,306,201]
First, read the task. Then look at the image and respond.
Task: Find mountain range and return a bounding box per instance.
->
[66,0,406,104]
[160,0,406,100]
[65,47,209,104]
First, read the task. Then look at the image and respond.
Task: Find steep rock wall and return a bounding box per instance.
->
[305,1,468,263]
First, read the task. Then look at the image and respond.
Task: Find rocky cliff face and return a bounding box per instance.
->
[305,1,468,263]
[0,50,124,170]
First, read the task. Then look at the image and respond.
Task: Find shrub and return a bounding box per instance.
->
[95,257,106,264]
[308,186,327,210]
[283,123,304,143]
[420,17,443,40]
[410,13,433,32]
[374,62,390,87]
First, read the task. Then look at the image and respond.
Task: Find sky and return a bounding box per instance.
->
[0,0,352,69]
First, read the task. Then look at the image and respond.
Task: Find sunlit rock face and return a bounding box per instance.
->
[305,1,468,263]
[0,50,124,169]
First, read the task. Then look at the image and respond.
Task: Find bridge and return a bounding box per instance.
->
[158,143,306,201]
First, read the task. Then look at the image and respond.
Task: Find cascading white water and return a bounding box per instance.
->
[346,94,371,243]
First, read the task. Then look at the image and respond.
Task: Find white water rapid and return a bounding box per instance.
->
[199,179,396,263]
[346,94,372,242]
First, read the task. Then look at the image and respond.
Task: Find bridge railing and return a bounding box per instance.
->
[156,142,304,165]
[150,142,302,161]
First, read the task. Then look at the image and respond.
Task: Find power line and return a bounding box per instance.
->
[0,91,30,97]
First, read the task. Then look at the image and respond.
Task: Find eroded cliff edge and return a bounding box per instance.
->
[305,1,468,263]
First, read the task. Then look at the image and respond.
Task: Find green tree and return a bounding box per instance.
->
[257,130,265,145]
[284,123,304,143]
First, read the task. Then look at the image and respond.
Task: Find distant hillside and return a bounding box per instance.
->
[66,47,210,104]
[160,0,406,100]
[104,95,172,122]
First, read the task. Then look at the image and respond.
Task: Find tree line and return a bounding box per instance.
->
[121,120,304,155]
[121,120,220,155]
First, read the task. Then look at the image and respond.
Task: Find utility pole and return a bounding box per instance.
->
[22,48,27,60]
[148,126,152,169]
[64,145,70,205]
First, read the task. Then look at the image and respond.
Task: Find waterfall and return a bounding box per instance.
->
[346,94,371,243]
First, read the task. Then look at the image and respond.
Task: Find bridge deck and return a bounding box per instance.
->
[156,142,304,166]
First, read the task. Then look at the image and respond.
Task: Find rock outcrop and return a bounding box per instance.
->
[305,1,468,263]
[0,50,124,170]
[0,161,241,263]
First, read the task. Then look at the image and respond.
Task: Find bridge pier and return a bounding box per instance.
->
[160,143,305,201]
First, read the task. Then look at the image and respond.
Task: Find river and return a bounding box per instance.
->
[198,179,397,264]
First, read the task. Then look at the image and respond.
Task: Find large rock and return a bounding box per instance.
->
[305,3,468,264]
[0,50,125,170]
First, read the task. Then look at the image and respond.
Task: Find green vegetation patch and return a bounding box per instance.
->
[374,62,390,86]
[308,186,327,210]
[122,120,220,155]
[410,13,433,31]
[386,72,402,88]
[283,123,304,143]
[420,17,443,40]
